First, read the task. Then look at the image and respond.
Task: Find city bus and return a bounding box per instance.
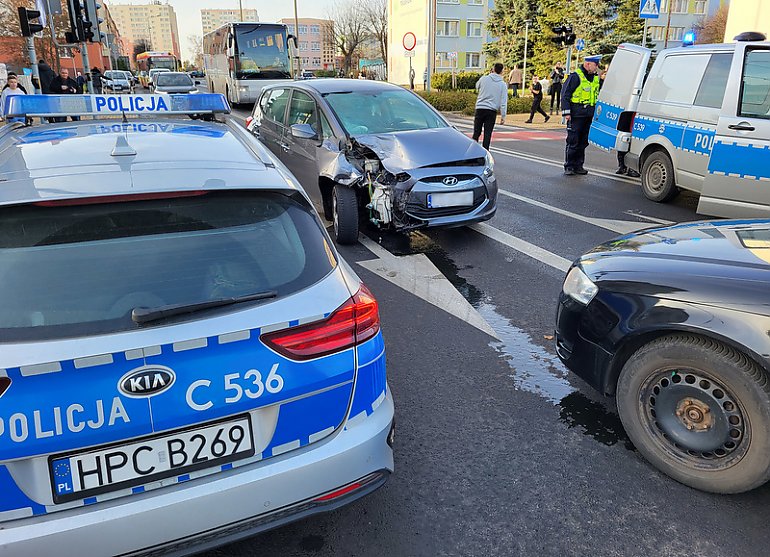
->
[203,22,295,105]
[136,51,178,87]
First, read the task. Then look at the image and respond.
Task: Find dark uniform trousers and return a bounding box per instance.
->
[565,113,592,171]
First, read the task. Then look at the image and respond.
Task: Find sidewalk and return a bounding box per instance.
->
[447,111,566,131]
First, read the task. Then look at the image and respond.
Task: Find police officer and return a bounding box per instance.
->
[561,54,601,176]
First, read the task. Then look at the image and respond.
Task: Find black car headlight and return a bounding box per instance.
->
[562,266,598,305]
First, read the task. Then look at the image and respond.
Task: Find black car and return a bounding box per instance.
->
[555,219,770,494]
[245,79,497,245]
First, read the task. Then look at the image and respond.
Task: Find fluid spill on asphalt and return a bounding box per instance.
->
[365,227,632,447]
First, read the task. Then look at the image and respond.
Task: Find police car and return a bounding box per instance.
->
[0,94,394,556]
[589,37,770,218]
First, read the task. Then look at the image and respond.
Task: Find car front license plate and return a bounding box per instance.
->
[427,191,474,209]
[49,415,254,503]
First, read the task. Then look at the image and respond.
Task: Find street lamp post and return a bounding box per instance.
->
[238,0,244,21]
[523,19,532,88]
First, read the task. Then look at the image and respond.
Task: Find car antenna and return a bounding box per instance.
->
[121,109,128,124]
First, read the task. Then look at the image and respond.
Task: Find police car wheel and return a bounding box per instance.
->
[616,334,770,494]
[641,151,678,202]
[332,184,359,245]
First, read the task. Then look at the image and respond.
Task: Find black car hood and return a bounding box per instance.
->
[580,219,770,315]
[351,127,486,173]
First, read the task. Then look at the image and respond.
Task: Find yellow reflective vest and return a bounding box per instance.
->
[570,69,599,106]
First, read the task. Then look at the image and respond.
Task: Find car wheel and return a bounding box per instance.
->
[641,151,678,202]
[332,184,359,245]
[616,334,770,493]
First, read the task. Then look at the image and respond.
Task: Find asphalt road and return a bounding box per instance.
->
[200,102,770,557]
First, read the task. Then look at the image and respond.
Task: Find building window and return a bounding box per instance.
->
[649,26,685,41]
[467,21,483,38]
[299,41,308,50]
[299,25,308,34]
[287,25,294,34]
[311,42,320,51]
[437,0,459,3]
[660,0,688,14]
[436,20,459,37]
[310,25,320,33]
[435,52,454,68]
[468,0,483,4]
[694,0,706,14]
[467,52,481,68]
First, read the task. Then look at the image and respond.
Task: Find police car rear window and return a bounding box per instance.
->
[0,191,336,341]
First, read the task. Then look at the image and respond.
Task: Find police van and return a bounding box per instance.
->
[0,94,394,556]
[589,37,770,218]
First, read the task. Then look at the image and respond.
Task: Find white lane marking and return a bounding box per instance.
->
[623,210,674,225]
[490,145,640,185]
[468,223,572,273]
[357,235,499,339]
[498,190,647,234]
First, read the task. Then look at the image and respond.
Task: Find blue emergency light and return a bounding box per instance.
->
[682,31,696,46]
[5,94,231,119]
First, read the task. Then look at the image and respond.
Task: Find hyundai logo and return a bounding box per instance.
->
[442,176,459,186]
[118,365,175,398]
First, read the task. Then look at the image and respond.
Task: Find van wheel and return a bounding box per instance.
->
[616,334,770,494]
[641,151,678,202]
[332,184,359,245]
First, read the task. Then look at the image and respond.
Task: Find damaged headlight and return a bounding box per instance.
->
[483,152,495,178]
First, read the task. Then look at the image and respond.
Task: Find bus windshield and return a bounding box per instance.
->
[234,25,291,79]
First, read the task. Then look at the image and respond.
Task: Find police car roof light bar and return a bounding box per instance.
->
[6,94,231,119]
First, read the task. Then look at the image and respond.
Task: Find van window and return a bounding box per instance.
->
[648,54,710,105]
[0,192,336,341]
[740,49,770,120]
[693,53,733,109]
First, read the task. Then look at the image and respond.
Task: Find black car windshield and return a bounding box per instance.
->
[324,89,448,135]
[235,25,291,79]
[0,191,336,341]
[156,73,194,87]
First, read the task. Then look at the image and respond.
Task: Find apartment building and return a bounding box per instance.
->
[279,18,336,72]
[110,1,181,65]
[388,0,494,87]
[646,0,730,49]
[201,8,259,35]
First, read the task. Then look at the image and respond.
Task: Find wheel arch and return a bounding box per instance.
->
[604,324,770,397]
[639,140,676,173]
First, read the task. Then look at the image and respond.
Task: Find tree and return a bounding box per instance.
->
[327,0,367,75]
[133,38,152,59]
[612,0,647,46]
[696,3,728,44]
[484,0,540,71]
[362,0,386,63]
[188,34,203,69]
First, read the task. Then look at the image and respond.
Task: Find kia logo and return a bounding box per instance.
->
[442,176,458,186]
[118,365,175,398]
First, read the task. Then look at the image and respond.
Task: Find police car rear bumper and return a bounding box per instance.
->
[1,388,395,557]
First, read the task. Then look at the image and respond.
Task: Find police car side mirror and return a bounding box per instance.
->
[291,123,318,140]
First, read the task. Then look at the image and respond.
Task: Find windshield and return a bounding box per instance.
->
[0,191,336,341]
[104,71,126,81]
[150,58,176,71]
[324,89,448,135]
[235,25,291,79]
[156,73,194,87]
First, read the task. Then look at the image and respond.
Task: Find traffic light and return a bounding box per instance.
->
[18,7,44,37]
[84,0,105,43]
[551,24,576,48]
[65,0,85,43]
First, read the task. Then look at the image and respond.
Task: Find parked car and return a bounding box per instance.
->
[589,37,770,218]
[102,70,133,93]
[246,79,497,244]
[147,68,171,90]
[555,218,770,493]
[0,92,394,556]
[154,72,200,95]
[189,70,205,78]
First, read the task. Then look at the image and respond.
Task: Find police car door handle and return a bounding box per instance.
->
[728,123,755,132]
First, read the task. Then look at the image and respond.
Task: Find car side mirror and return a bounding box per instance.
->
[291,123,318,140]
[195,80,201,85]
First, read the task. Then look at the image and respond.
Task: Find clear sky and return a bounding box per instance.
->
[108,0,336,60]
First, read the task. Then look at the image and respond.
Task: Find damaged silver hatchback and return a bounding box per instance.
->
[246,79,498,244]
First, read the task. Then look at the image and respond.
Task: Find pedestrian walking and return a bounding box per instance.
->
[525,76,550,124]
[507,64,522,97]
[549,62,564,114]
[561,55,601,176]
[423,68,428,89]
[91,67,103,94]
[76,71,86,92]
[409,66,415,90]
[0,74,26,124]
[472,62,508,150]
[37,59,56,94]
[50,68,82,122]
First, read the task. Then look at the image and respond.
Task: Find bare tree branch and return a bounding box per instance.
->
[362,0,387,63]
[326,0,367,75]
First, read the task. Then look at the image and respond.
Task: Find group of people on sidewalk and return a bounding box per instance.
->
[471,56,639,178]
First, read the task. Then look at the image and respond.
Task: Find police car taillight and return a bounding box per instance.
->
[260,284,380,361]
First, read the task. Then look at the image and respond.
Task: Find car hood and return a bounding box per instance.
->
[580,219,770,314]
[351,127,486,173]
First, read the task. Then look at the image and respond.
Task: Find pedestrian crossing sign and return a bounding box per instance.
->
[639,0,660,19]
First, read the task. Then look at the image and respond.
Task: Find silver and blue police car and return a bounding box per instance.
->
[0,94,394,555]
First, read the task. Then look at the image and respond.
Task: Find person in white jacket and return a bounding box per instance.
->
[0,74,26,124]
[473,63,507,150]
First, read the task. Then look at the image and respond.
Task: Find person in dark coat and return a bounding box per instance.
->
[49,68,82,121]
[561,54,601,176]
[37,59,56,94]
[91,67,103,94]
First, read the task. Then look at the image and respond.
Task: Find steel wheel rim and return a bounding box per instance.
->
[646,160,667,193]
[639,366,749,469]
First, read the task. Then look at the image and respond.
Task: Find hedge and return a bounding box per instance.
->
[416,90,535,116]
[431,71,484,91]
